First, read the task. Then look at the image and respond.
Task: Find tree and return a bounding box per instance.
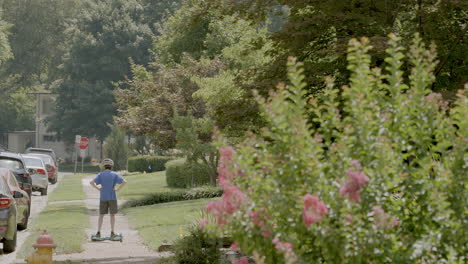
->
[0,0,82,86]
[0,14,11,64]
[49,0,154,142]
[171,112,218,185]
[104,124,129,171]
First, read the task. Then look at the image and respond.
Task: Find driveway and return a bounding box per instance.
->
[0,172,67,263]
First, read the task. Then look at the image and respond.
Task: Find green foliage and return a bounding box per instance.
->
[123,185,222,208]
[166,159,213,188]
[171,112,218,185]
[0,17,11,64]
[208,34,467,263]
[114,60,208,149]
[173,226,224,264]
[127,155,174,173]
[50,0,154,142]
[105,124,130,171]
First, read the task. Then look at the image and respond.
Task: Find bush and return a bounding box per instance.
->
[123,186,222,208]
[173,226,224,264]
[206,35,467,263]
[127,156,174,172]
[166,159,212,188]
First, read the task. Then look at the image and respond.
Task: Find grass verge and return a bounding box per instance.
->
[17,202,88,258]
[48,173,86,202]
[118,171,184,201]
[123,198,217,250]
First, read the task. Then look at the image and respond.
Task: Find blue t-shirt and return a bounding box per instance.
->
[93,170,124,201]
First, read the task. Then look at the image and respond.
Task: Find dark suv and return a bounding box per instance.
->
[0,152,33,198]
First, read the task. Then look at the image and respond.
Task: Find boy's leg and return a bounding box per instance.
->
[98,214,104,232]
[109,200,118,235]
[110,214,115,233]
[98,201,110,234]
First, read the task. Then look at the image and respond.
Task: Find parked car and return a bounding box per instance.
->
[0,170,19,253]
[26,153,58,184]
[0,168,30,230]
[22,155,49,196]
[0,152,33,198]
[24,148,56,163]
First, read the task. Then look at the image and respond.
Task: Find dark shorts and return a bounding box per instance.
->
[99,200,118,215]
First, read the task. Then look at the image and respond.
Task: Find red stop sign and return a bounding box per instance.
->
[79,137,89,150]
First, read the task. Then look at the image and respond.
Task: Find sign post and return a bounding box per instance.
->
[79,137,89,174]
[74,135,81,174]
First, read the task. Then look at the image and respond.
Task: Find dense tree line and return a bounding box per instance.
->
[115,0,467,149]
[0,0,466,147]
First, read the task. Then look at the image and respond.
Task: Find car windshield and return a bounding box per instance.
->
[0,158,24,170]
[39,156,53,165]
[24,158,43,167]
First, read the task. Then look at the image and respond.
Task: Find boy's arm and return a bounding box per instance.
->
[114,179,127,191]
[90,180,101,191]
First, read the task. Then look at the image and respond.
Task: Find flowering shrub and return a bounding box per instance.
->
[206,34,467,264]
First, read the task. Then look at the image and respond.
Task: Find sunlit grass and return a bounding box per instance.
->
[123,198,217,250]
[48,173,87,202]
[118,171,184,201]
[17,202,89,258]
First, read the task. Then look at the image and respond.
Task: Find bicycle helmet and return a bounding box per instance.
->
[102,158,114,167]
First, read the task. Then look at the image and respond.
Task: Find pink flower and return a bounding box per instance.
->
[218,146,237,187]
[205,185,246,227]
[230,242,239,251]
[272,237,297,263]
[340,168,369,202]
[350,160,362,170]
[198,218,209,229]
[262,231,271,237]
[372,206,398,230]
[248,210,266,227]
[302,194,328,227]
[233,257,249,264]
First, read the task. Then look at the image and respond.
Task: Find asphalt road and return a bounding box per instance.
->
[0,172,67,263]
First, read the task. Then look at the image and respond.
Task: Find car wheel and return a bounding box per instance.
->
[17,212,29,231]
[41,187,48,196]
[3,229,17,253]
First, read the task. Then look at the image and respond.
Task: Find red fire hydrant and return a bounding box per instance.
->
[25,230,57,264]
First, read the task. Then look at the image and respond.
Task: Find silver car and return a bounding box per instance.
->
[22,155,48,196]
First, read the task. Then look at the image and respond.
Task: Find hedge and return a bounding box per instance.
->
[127,156,174,172]
[122,186,223,208]
[166,159,213,188]
[59,164,100,173]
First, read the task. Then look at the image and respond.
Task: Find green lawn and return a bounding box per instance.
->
[118,171,184,201]
[17,202,88,258]
[48,173,87,202]
[123,198,217,250]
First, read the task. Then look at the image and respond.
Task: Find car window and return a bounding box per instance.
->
[0,158,24,170]
[8,171,20,190]
[0,175,9,194]
[24,157,44,167]
[40,156,53,165]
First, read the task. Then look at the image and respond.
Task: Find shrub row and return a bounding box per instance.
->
[127,156,174,172]
[122,186,222,208]
[166,159,213,188]
[59,164,100,173]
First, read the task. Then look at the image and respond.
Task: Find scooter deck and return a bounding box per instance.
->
[91,233,123,242]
